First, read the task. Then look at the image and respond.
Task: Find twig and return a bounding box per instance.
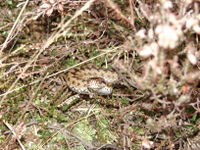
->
[0,47,118,98]
[3,121,26,150]
[0,0,29,54]
[0,0,97,107]
[64,130,96,149]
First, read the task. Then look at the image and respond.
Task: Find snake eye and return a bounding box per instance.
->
[98,78,106,84]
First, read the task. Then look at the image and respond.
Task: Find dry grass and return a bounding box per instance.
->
[0,0,200,149]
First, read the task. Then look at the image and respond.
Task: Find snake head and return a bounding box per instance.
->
[87,77,113,95]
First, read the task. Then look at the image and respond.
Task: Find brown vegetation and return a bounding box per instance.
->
[0,0,200,149]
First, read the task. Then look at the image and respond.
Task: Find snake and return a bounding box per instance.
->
[65,65,119,95]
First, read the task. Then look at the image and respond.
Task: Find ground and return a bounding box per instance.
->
[0,0,200,150]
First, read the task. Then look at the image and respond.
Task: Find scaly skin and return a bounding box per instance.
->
[65,65,119,95]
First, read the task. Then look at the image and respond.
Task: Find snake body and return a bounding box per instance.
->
[66,65,119,95]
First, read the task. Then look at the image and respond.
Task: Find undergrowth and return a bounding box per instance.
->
[0,0,200,150]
